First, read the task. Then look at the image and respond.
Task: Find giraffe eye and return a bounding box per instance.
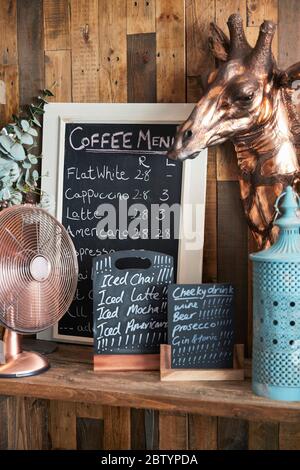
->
[238,92,254,102]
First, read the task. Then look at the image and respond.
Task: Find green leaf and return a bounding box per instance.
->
[43,89,54,97]
[38,96,48,104]
[32,116,41,127]
[12,125,22,140]
[30,105,45,115]
[21,120,30,132]
[22,161,32,169]
[32,169,39,181]
[27,154,38,164]
[27,127,38,137]
[10,190,22,205]
[21,133,34,145]
[16,174,25,191]
[9,143,25,161]
[0,135,14,152]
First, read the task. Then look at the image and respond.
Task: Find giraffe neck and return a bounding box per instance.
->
[232,89,299,177]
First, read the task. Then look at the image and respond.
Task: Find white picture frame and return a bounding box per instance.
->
[38,103,207,343]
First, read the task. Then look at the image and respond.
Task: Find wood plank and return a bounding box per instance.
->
[159,412,187,449]
[246,0,278,59]
[217,142,239,181]
[76,417,104,450]
[218,417,248,450]
[44,50,72,102]
[188,415,217,449]
[0,0,17,65]
[2,345,300,423]
[44,0,71,51]
[127,0,155,34]
[218,181,248,346]
[216,0,247,32]
[186,0,215,103]
[103,406,131,450]
[127,33,156,103]
[279,423,300,450]
[249,421,279,450]
[70,0,99,102]
[278,0,300,69]
[0,396,8,449]
[0,65,19,127]
[76,402,103,419]
[99,0,127,102]
[17,0,44,106]
[156,0,185,102]
[203,149,217,283]
[49,401,76,449]
[7,397,49,450]
[131,409,146,449]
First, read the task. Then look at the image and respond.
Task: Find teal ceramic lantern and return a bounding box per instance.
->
[250,186,300,401]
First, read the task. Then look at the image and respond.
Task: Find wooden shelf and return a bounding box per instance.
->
[0,341,299,424]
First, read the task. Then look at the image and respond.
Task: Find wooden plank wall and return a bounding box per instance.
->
[0,0,299,450]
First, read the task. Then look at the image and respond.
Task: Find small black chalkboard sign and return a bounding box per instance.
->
[93,250,174,369]
[168,284,235,369]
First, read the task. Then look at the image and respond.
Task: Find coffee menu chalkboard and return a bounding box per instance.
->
[93,251,173,355]
[58,123,182,340]
[168,284,235,369]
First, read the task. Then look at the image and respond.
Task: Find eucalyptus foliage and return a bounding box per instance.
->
[0,89,54,208]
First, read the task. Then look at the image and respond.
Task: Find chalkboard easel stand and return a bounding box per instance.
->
[160,345,244,381]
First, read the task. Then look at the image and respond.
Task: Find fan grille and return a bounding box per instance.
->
[0,205,78,333]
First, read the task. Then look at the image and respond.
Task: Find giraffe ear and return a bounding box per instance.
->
[278,62,300,87]
[208,23,230,62]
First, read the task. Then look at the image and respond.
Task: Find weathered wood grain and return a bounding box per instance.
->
[1,343,300,423]
[279,423,300,450]
[103,406,131,450]
[70,0,99,102]
[0,0,18,65]
[186,0,215,103]
[0,65,19,127]
[156,0,185,102]
[249,421,279,450]
[218,417,248,450]
[99,0,127,102]
[127,33,156,102]
[216,0,247,31]
[44,0,71,50]
[76,402,103,419]
[189,415,217,450]
[0,396,8,450]
[17,0,44,106]
[131,408,146,449]
[159,412,187,450]
[7,397,49,450]
[127,0,155,34]
[44,50,72,102]
[218,181,248,345]
[49,401,76,449]
[278,0,300,69]
[76,417,104,450]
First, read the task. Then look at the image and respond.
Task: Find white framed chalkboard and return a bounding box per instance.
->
[38,104,207,344]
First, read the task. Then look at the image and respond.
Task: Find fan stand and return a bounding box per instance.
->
[0,330,49,378]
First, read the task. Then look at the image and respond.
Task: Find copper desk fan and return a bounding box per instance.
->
[0,205,78,378]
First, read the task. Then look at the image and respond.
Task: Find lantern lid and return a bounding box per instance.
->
[250,186,300,262]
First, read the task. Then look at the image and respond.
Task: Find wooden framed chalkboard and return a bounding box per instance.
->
[93,250,173,371]
[161,283,244,381]
[39,104,207,344]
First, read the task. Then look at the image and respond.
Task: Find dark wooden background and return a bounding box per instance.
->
[0,0,299,450]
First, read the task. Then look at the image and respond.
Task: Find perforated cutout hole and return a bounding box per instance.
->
[290,340,294,346]
[290,321,296,326]
[290,302,296,307]
[273,320,278,325]
[273,339,278,345]
[273,301,278,306]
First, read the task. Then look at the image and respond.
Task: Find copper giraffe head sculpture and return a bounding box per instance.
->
[168,13,300,249]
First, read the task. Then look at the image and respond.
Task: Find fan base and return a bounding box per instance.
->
[0,351,50,378]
